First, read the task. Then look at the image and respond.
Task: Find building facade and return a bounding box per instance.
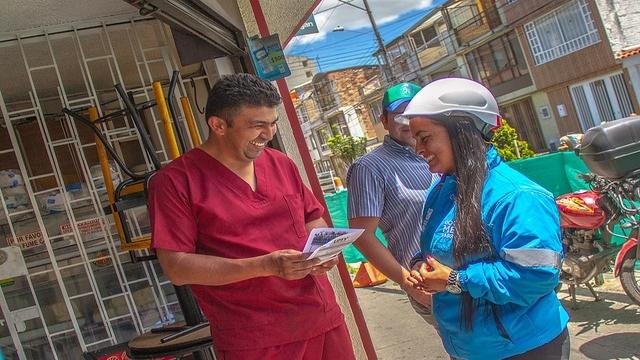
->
[506,0,638,135]
[593,0,640,107]
[291,66,381,180]
[376,0,638,151]
[285,55,318,90]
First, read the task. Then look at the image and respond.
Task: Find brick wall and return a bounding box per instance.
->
[546,68,639,136]
[327,67,380,140]
[516,0,620,91]
[500,0,558,26]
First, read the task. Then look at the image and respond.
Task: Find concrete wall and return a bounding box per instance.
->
[286,55,318,90]
[327,67,381,141]
[594,0,640,53]
[530,91,561,147]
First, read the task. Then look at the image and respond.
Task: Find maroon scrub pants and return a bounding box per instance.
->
[214,323,355,360]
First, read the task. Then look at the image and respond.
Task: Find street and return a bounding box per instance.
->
[356,274,640,359]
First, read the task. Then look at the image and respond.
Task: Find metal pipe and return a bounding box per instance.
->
[89,107,127,244]
[180,96,202,146]
[152,81,181,160]
[114,83,163,170]
[62,108,140,180]
[167,71,187,153]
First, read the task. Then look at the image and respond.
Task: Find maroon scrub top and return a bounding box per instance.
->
[149,148,344,351]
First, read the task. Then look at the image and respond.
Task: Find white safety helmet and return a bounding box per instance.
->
[399,78,501,139]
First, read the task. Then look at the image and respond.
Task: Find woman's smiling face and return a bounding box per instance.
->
[409,116,455,175]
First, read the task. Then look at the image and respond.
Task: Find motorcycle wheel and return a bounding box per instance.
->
[619,245,640,306]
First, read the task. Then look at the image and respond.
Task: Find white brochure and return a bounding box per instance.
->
[302,228,365,263]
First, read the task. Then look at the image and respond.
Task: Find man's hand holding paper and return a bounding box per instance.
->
[303,228,365,264]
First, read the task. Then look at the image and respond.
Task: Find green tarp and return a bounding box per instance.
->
[507,151,590,197]
[326,151,629,263]
[509,152,637,245]
[323,190,387,263]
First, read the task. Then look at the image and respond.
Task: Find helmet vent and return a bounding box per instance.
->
[439,90,487,108]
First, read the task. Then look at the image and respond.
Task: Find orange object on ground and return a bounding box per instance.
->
[352,262,388,288]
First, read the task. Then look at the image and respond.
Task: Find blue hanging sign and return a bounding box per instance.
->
[247,34,291,81]
[296,15,319,36]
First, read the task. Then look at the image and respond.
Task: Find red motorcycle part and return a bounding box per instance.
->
[556,191,606,229]
[614,237,638,277]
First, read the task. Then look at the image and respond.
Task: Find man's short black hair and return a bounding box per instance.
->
[205,73,281,126]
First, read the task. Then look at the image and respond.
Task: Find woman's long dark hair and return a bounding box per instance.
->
[435,115,493,331]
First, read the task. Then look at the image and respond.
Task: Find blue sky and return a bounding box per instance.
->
[285,0,446,72]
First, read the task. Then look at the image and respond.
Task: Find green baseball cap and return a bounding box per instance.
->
[382,82,422,112]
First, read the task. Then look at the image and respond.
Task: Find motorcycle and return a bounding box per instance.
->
[556,174,639,308]
[555,116,640,308]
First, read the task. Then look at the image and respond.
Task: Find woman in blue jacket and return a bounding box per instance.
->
[401,78,570,360]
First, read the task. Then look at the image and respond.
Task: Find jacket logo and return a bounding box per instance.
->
[422,208,434,230]
[441,220,454,239]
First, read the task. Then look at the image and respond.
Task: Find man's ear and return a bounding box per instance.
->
[207,116,226,135]
[380,113,389,129]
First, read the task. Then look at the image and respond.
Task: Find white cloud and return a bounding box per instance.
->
[291,0,434,45]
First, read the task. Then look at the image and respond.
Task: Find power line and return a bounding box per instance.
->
[287,44,381,65]
[288,0,340,56]
[288,6,438,55]
[314,0,351,14]
[286,6,444,73]
[289,4,547,109]
[291,0,531,70]
[286,47,380,72]
[290,0,563,126]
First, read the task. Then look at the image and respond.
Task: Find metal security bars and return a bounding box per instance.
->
[0,18,199,359]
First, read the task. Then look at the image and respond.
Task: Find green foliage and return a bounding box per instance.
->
[326,133,367,166]
[491,119,535,161]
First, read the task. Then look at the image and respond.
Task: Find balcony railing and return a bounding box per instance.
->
[416,45,448,68]
[530,30,599,65]
[360,76,382,97]
[446,2,502,46]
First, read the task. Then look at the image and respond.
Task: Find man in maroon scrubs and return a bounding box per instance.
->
[148,73,354,359]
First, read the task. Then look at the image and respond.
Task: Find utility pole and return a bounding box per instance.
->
[338,0,394,83]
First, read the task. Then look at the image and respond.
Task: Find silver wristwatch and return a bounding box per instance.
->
[445,269,462,294]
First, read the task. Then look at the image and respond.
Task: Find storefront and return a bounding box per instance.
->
[0,17,238,359]
[0,1,373,359]
[0,14,243,358]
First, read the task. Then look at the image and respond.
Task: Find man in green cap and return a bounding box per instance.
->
[346,82,438,323]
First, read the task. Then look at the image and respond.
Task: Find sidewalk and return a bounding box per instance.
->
[355,274,640,359]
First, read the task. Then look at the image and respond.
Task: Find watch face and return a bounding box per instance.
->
[446,284,462,294]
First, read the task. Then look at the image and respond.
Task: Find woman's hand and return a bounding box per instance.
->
[419,256,453,293]
[409,261,426,288]
[309,257,338,276]
[403,284,432,308]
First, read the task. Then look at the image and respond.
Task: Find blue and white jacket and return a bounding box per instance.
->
[418,147,569,359]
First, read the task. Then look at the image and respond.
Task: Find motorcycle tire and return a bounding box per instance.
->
[619,244,640,306]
